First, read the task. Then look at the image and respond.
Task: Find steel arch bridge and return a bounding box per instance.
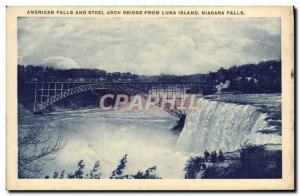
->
[27,82,205,117]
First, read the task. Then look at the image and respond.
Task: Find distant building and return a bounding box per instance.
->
[215,80,230,93]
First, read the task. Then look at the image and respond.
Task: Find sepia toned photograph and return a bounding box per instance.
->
[6,6,294,191]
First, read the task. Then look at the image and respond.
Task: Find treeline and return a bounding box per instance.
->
[18,60,281,95]
[17,65,209,83]
[209,60,281,93]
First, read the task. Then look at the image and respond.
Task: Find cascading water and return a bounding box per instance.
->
[177,98,281,154]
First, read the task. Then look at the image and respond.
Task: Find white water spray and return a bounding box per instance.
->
[177,98,281,154]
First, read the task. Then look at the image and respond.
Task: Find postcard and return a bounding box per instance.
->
[6,6,294,191]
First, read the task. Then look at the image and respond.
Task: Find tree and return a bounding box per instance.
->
[204,150,210,162]
[237,144,281,178]
[59,170,65,179]
[131,166,160,179]
[110,154,128,179]
[210,151,217,163]
[184,156,204,179]
[218,150,225,162]
[87,161,101,179]
[53,171,59,179]
[18,129,65,178]
[68,160,85,179]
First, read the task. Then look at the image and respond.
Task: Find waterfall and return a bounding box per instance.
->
[177,98,276,154]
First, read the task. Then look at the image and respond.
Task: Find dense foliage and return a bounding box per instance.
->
[209,60,281,93]
[46,155,160,179]
[184,150,224,179]
[184,144,282,179]
[17,65,208,83]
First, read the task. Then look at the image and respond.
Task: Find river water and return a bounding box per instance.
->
[18,93,282,178]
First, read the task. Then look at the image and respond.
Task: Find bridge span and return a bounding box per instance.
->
[24,81,209,117]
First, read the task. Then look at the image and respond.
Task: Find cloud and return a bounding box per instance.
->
[17,17,280,75]
[42,56,79,69]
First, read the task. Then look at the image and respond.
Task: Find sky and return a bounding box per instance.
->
[17,17,281,75]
